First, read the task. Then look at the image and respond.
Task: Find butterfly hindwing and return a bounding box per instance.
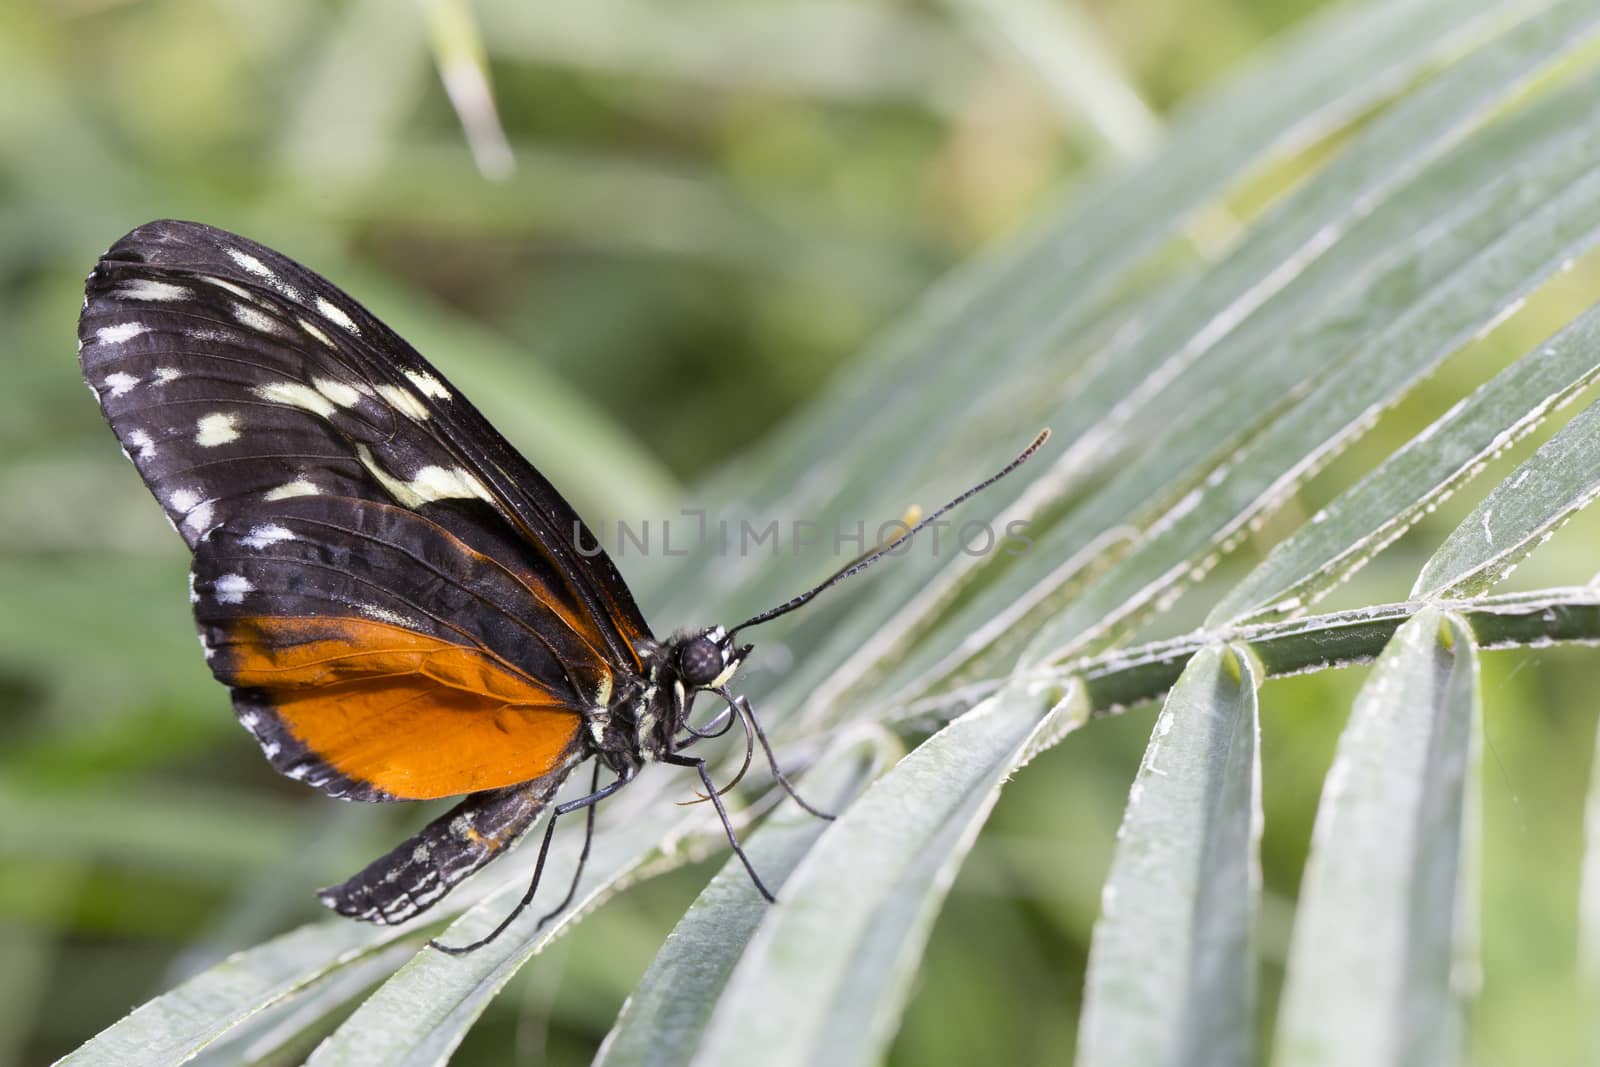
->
[193,495,597,800]
[79,220,646,803]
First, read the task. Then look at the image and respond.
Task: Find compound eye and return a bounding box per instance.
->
[679,636,724,687]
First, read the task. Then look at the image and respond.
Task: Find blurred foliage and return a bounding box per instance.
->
[6,0,1600,1064]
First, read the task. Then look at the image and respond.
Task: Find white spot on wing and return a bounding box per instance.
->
[359,603,414,627]
[188,572,200,604]
[214,573,254,604]
[264,479,319,501]
[313,377,363,408]
[97,322,149,344]
[376,384,429,420]
[299,318,336,348]
[198,274,254,300]
[118,279,191,302]
[169,488,201,513]
[404,369,451,400]
[224,250,301,301]
[232,302,280,335]
[195,412,240,447]
[127,429,156,459]
[412,466,493,503]
[154,367,181,385]
[254,381,337,418]
[226,247,273,279]
[184,499,216,534]
[316,297,360,334]
[242,523,296,549]
[354,445,493,508]
[104,372,139,397]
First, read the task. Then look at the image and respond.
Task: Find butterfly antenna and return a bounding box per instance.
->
[732,428,1050,634]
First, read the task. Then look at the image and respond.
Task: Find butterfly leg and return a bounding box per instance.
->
[533,760,603,928]
[677,699,755,805]
[430,765,633,955]
[718,689,836,821]
[661,752,775,902]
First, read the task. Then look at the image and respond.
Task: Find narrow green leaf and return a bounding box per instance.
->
[57,922,411,1067]
[676,0,1523,621]
[818,10,1600,718]
[1415,386,1600,598]
[187,942,422,1067]
[305,797,701,1066]
[1272,609,1481,1067]
[1097,589,1600,715]
[944,0,1161,157]
[690,681,1087,1067]
[477,0,977,109]
[896,587,1600,731]
[1023,100,1600,667]
[1213,294,1600,623]
[593,736,890,1067]
[421,0,514,180]
[1077,645,1262,1067]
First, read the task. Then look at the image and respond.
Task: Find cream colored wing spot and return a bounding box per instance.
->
[232,302,281,335]
[316,296,360,334]
[103,372,139,397]
[313,377,365,408]
[240,524,296,549]
[264,479,320,501]
[117,279,191,302]
[354,444,495,509]
[195,412,241,447]
[97,322,149,344]
[213,573,254,604]
[376,384,430,421]
[253,381,338,419]
[404,369,451,400]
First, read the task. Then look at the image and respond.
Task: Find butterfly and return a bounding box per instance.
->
[78,220,1049,952]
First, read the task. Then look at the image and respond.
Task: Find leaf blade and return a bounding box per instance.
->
[593,738,888,1067]
[1213,290,1600,623]
[55,922,410,1067]
[1272,609,1482,1067]
[1415,383,1600,597]
[1076,644,1262,1067]
[689,682,1086,1067]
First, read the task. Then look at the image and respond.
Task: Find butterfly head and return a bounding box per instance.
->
[673,625,750,692]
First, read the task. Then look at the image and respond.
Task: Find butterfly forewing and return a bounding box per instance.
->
[78,220,649,804]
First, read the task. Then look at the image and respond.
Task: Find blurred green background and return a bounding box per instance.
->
[4,1,1599,1064]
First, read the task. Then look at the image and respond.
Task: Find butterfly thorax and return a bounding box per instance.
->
[591,626,750,774]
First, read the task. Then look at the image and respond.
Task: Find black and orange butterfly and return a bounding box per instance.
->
[78,220,1047,952]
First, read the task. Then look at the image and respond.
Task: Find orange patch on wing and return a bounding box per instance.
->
[221,615,586,799]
